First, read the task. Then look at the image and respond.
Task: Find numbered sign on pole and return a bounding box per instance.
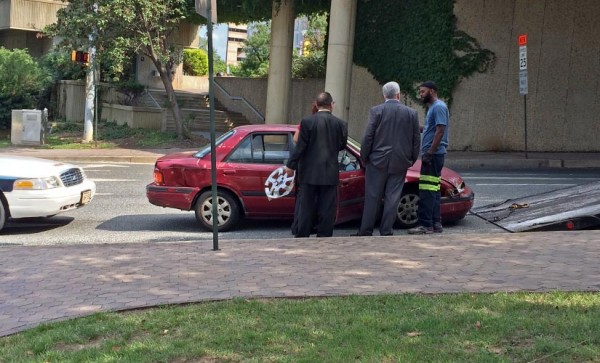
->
[518,34,528,95]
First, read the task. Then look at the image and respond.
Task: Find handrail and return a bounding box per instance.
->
[145,89,162,109]
[213,79,265,122]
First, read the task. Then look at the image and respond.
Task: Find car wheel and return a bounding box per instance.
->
[396,187,419,228]
[195,190,240,232]
[0,199,6,233]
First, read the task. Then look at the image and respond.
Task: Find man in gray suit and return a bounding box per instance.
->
[353,82,420,236]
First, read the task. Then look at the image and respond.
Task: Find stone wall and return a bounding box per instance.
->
[451,0,600,152]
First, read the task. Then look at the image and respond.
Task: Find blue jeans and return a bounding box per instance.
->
[417,154,445,228]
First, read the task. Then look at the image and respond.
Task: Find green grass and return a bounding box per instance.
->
[1,292,599,362]
[0,121,194,149]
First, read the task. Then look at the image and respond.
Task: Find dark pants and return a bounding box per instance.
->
[359,163,407,236]
[295,183,337,237]
[417,154,445,228]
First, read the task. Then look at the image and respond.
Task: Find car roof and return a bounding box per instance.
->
[233,124,297,133]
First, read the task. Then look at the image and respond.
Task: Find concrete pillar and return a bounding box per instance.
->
[265,0,295,124]
[325,0,357,121]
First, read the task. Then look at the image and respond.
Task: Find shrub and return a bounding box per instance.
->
[0,47,45,129]
[114,80,146,106]
[183,48,208,76]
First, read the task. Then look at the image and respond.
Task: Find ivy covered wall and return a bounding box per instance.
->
[212,0,494,105]
[354,0,495,105]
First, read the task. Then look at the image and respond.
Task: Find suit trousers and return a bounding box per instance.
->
[296,183,337,237]
[359,164,407,236]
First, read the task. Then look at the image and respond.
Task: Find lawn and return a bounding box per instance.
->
[1,292,599,362]
[0,121,208,150]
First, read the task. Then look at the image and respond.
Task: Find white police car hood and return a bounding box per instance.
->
[0,155,78,178]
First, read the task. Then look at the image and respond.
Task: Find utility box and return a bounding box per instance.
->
[11,109,45,146]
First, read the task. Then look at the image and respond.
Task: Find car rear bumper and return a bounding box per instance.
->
[6,180,96,218]
[146,183,199,210]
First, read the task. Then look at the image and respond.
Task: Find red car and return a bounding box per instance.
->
[146,124,474,231]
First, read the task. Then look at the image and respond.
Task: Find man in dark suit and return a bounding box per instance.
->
[286,92,348,237]
[354,82,420,236]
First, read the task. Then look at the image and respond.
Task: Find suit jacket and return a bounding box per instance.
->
[360,99,420,174]
[287,110,348,185]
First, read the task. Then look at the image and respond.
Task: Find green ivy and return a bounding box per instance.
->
[203,0,493,105]
[354,0,494,105]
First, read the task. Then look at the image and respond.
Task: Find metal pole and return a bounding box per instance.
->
[206,1,219,250]
[524,95,528,159]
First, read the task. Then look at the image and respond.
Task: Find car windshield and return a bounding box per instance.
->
[194,130,235,158]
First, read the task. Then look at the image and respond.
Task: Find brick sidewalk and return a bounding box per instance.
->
[1,231,599,336]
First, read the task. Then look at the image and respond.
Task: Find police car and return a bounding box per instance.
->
[0,155,96,232]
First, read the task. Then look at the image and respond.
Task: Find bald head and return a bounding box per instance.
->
[316,92,334,108]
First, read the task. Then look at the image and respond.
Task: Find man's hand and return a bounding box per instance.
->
[284,166,295,176]
[422,152,433,165]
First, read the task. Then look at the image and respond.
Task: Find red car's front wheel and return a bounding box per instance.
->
[195,190,240,232]
[396,187,419,228]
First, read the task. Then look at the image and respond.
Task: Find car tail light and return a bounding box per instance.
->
[153,169,164,185]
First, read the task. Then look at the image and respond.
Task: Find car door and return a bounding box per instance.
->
[221,132,296,218]
[335,147,365,224]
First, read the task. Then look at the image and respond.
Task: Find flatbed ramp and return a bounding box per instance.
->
[471,181,600,232]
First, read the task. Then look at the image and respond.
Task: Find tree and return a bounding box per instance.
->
[0,48,47,129]
[46,0,196,140]
[183,48,209,76]
[233,22,271,77]
[292,13,327,79]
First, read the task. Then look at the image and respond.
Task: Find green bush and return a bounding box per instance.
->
[0,47,45,129]
[114,79,146,106]
[183,48,208,76]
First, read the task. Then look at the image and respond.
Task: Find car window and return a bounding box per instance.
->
[338,149,360,172]
[227,133,292,164]
[194,130,235,158]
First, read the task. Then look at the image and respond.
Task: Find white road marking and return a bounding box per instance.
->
[464,176,599,180]
[83,165,130,169]
[474,183,575,186]
[90,178,138,182]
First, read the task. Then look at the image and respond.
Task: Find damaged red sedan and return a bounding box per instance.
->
[146,124,474,231]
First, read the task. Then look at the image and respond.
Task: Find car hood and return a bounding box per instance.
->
[0,155,79,178]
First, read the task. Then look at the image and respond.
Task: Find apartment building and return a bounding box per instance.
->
[0,0,66,57]
[225,23,247,66]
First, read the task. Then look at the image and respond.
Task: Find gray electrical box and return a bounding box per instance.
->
[11,109,43,146]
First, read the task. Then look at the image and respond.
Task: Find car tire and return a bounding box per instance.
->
[396,186,419,228]
[195,190,240,232]
[0,198,6,233]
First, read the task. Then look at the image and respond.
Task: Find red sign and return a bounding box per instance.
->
[518,34,527,46]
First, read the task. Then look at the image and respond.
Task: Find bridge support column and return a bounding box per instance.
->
[265,0,295,124]
[325,0,357,121]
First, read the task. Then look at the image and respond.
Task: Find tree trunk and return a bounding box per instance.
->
[160,69,185,140]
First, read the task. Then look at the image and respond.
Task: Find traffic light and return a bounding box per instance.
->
[71,50,89,65]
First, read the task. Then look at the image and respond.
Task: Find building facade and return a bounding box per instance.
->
[225,23,247,67]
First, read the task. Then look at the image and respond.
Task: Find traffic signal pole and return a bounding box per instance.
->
[82,46,95,143]
[82,3,98,143]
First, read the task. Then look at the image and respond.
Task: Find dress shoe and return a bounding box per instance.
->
[408,226,433,234]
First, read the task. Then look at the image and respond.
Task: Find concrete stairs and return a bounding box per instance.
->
[146,90,252,133]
